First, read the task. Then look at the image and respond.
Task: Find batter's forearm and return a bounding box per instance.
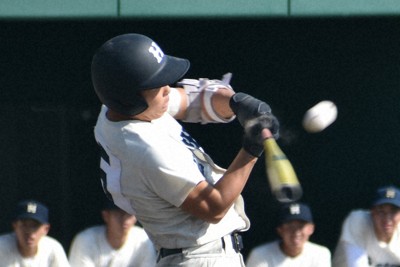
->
[213,149,257,209]
[210,88,235,119]
[181,149,257,223]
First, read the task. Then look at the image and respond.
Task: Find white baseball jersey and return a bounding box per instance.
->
[333,210,400,267]
[68,225,157,267]
[0,232,70,267]
[94,105,249,249]
[246,240,331,267]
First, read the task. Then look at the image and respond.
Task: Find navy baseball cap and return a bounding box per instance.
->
[13,200,49,224]
[278,202,313,225]
[372,186,400,208]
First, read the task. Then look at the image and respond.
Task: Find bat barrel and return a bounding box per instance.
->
[264,137,303,203]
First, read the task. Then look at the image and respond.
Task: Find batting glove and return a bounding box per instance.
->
[242,114,279,157]
[230,92,279,139]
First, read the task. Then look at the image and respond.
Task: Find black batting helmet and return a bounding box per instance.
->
[91,33,190,116]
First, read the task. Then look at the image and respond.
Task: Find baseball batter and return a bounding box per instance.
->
[333,186,400,267]
[91,33,279,267]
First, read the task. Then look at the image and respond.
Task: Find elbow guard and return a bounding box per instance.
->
[177,73,235,124]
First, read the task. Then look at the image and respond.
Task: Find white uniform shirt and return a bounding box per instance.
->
[94,106,249,249]
[68,225,156,267]
[0,232,70,267]
[246,240,331,267]
[333,210,400,267]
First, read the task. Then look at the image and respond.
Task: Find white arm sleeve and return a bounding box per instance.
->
[176,73,236,124]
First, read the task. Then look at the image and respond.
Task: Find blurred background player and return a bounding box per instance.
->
[0,199,70,266]
[333,185,400,266]
[246,202,331,267]
[92,33,279,266]
[68,199,157,267]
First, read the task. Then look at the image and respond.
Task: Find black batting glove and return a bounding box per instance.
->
[230,92,279,139]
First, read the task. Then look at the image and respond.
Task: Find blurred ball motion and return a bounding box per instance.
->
[303,100,338,133]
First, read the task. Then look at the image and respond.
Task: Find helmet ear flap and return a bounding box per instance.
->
[99,91,149,116]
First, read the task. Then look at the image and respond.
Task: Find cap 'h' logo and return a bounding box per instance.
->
[289,204,300,215]
[148,42,164,63]
[26,203,37,214]
[386,188,396,199]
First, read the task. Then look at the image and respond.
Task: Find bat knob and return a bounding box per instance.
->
[261,128,273,140]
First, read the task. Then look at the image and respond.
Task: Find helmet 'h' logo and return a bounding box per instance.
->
[148,42,164,63]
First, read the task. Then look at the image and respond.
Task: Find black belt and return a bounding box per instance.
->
[158,232,243,260]
[159,247,183,259]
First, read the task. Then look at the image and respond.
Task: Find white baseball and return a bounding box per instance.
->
[302,100,338,133]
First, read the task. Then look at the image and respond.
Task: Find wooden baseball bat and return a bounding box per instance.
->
[262,129,302,202]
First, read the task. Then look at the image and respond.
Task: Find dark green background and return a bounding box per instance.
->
[0,17,400,259]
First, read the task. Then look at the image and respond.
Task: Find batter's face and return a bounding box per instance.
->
[371,204,400,242]
[12,219,49,256]
[139,86,171,121]
[277,220,314,256]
